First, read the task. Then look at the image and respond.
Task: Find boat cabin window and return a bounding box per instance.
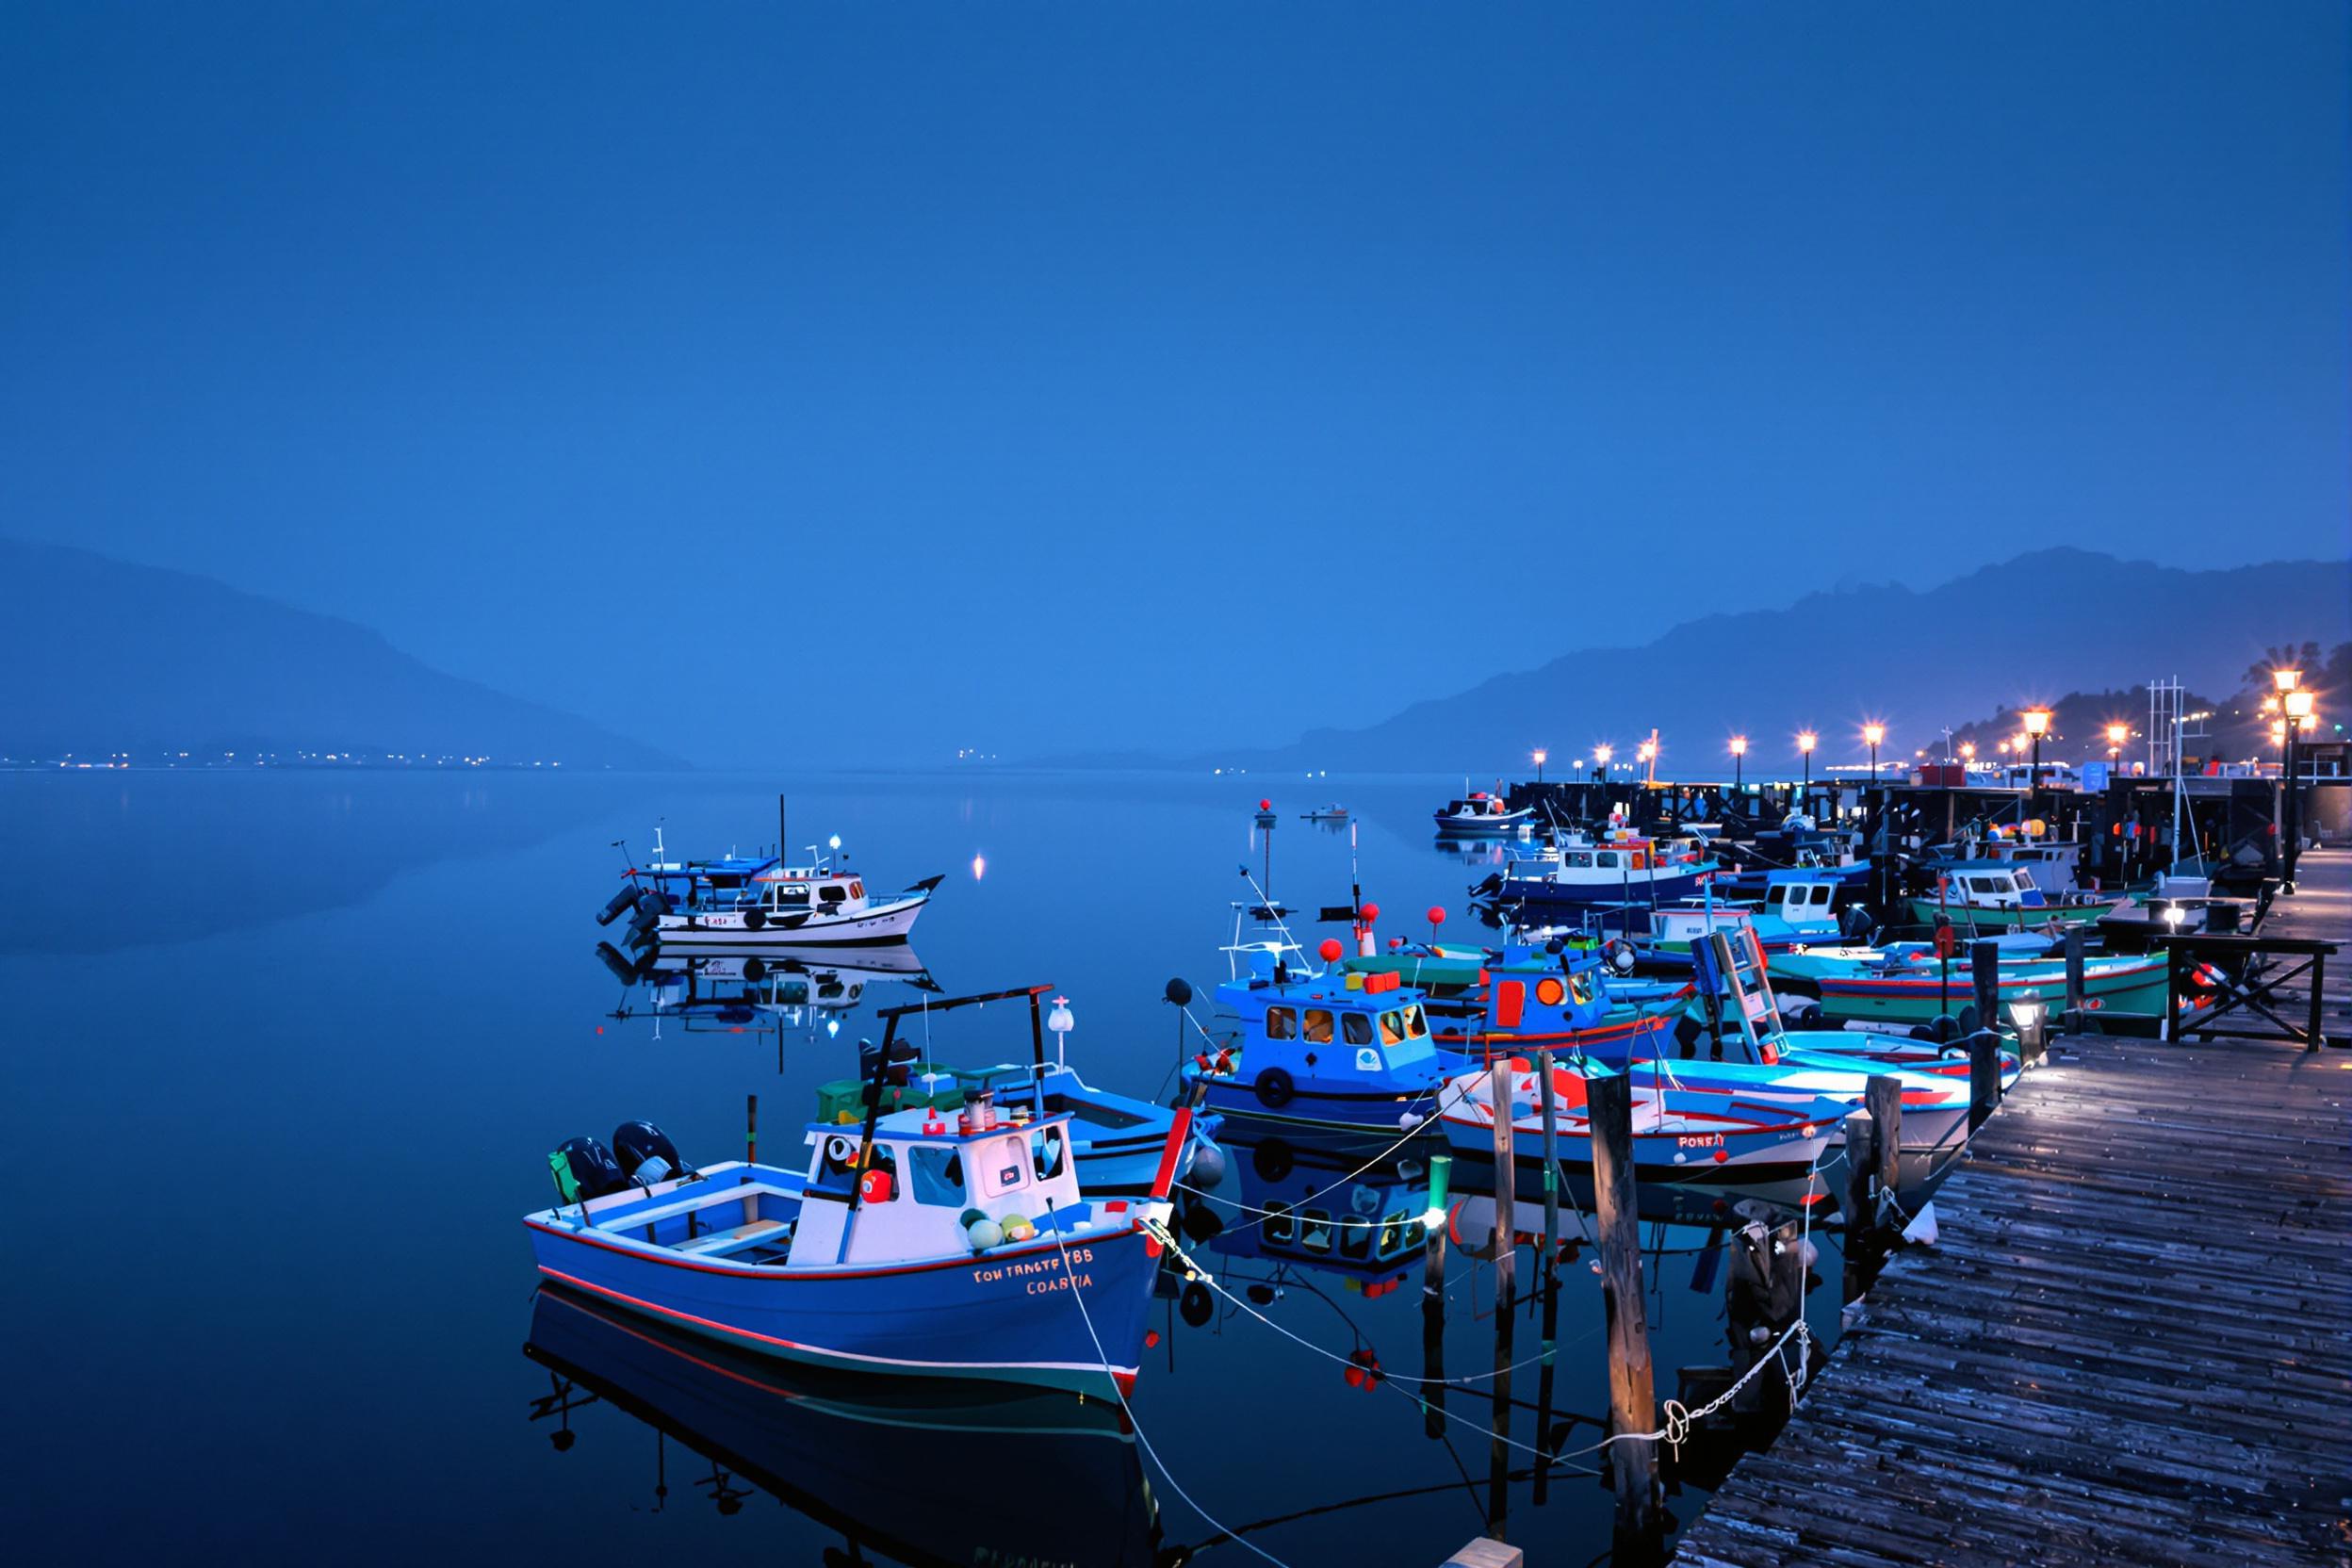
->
[1969,876,2006,897]
[1303,1009,1334,1045]
[2011,872,2034,892]
[1567,972,1594,1006]
[1265,1201,1296,1245]
[1342,1012,1374,1046]
[1377,1210,1413,1257]
[1561,851,1592,868]
[1298,1208,1333,1254]
[819,884,848,905]
[1030,1126,1067,1181]
[1596,851,1619,869]
[850,880,865,898]
[974,1134,1032,1199]
[1339,1215,1374,1262]
[1379,1010,1406,1046]
[1266,1005,1298,1040]
[776,886,811,906]
[908,1145,966,1206]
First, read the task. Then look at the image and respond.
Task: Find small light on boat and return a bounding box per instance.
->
[972,854,986,880]
[825,1019,840,1037]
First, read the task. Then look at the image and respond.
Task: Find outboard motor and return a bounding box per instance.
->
[596,885,641,926]
[629,888,671,932]
[612,1120,686,1186]
[548,1137,628,1205]
[1839,905,1875,941]
[594,940,642,985]
[856,1035,923,1088]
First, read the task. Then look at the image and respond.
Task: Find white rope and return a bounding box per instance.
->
[1173,1098,1441,1233]
[1045,1207,1292,1567]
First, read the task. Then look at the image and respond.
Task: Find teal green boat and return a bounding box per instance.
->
[1770,941,2167,1024]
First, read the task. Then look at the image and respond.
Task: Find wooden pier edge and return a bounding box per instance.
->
[1671,850,2352,1568]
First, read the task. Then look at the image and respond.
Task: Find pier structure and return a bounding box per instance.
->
[1670,849,2349,1566]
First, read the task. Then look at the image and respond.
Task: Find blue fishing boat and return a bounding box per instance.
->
[524,1093,1195,1396]
[1186,946,1476,1133]
[1642,872,1854,968]
[811,985,1229,1200]
[1429,944,1683,1066]
[1476,828,1720,921]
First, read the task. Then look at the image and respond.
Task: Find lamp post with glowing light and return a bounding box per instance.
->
[1592,743,1612,786]
[1730,735,1747,791]
[1861,723,1886,914]
[1796,731,1816,815]
[2277,669,2308,889]
[2022,709,2051,810]
[1532,748,1547,786]
[1960,741,1976,768]
[1863,723,1884,780]
[2106,723,2126,765]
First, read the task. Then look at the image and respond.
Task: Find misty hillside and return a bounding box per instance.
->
[0,540,679,767]
[1213,548,2352,773]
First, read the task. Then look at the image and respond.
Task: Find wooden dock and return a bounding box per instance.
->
[1673,852,2352,1567]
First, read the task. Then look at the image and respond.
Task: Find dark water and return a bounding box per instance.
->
[2,769,1839,1565]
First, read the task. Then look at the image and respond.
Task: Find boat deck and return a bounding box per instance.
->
[1672,854,2352,1567]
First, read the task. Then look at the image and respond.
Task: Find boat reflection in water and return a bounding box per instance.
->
[524,1283,1168,1565]
[596,940,937,1047]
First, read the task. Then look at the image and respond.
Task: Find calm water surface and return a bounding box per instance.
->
[2,769,1839,1565]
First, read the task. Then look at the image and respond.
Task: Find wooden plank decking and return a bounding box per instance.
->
[1674,852,2352,1567]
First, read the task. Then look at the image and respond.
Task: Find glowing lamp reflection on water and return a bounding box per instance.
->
[971,854,987,881]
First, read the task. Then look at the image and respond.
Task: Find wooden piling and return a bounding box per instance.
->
[1487,1060,1516,1537]
[2063,925,2087,1036]
[745,1092,758,1164]
[1968,1032,2002,1132]
[1587,1071,1659,1543]
[1421,1200,1448,1440]
[1866,1073,1903,1186]
[1969,939,2001,1034]
[1534,1047,1560,1506]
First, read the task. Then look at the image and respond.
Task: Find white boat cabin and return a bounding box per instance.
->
[789,1106,1102,1266]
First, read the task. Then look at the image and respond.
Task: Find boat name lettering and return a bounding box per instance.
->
[970,1246,1094,1286]
[1675,1133,1726,1149]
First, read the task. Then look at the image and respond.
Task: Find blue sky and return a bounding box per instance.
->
[5,3,2345,764]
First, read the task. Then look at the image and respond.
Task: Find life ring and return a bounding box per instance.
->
[743,907,768,931]
[742,956,767,982]
[1253,1067,1296,1110]
[1250,1137,1296,1183]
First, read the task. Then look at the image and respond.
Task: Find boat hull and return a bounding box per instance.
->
[1435,1106,1837,1184]
[1905,898,2115,932]
[657,893,928,947]
[525,1212,1163,1396]
[1492,866,1716,911]
[1783,954,2168,1023]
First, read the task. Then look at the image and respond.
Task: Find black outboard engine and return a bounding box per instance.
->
[612,1120,686,1186]
[856,1036,923,1088]
[596,885,642,926]
[549,1137,628,1204]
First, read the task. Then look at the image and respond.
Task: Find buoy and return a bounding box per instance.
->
[1318,938,1344,964]
[1188,1140,1228,1190]
[966,1217,1004,1250]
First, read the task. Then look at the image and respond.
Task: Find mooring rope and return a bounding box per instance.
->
[1046,1206,1292,1567]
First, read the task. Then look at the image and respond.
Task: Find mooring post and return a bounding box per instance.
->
[1866,1073,1903,1190]
[1969,939,2001,1035]
[1534,1047,1561,1504]
[1422,1152,1450,1440]
[2063,925,2086,1036]
[1588,1070,1660,1544]
[1840,1109,1877,1302]
[1968,1032,2002,1132]
[1487,1060,1516,1538]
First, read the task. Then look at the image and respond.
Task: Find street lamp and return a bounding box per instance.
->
[1960,741,1976,765]
[2021,709,2051,805]
[1532,748,1547,786]
[1797,731,1817,810]
[1862,722,1885,778]
[1730,735,1747,790]
[1592,743,1612,784]
[2281,683,2312,890]
[2105,722,2127,763]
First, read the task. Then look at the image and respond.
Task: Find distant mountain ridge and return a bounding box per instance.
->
[0,539,679,767]
[1200,547,2352,774]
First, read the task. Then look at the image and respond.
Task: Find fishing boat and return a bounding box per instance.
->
[1433,792,1535,835]
[599,827,940,948]
[1909,861,2122,934]
[1197,1130,1432,1299]
[1186,946,1476,1133]
[1435,1061,1848,1183]
[1300,803,1350,823]
[1428,944,1683,1066]
[1642,873,1855,967]
[1770,942,2167,1024]
[525,1284,1163,1566]
[808,986,1227,1200]
[524,1096,1193,1396]
[1342,941,1492,997]
[1476,828,1720,918]
[1924,834,2083,894]
[596,943,938,1036]
[1714,818,1870,898]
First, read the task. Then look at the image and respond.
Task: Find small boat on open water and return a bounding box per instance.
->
[1433,792,1536,835]
[599,827,939,949]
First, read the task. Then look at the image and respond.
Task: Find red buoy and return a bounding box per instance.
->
[1427,906,1446,927]
[1360,901,1380,923]
[1259,798,1271,810]
[1318,938,1344,963]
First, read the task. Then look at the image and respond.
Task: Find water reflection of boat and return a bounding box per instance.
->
[596,942,936,1040]
[524,1283,1165,1565]
[1196,1128,1432,1298]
